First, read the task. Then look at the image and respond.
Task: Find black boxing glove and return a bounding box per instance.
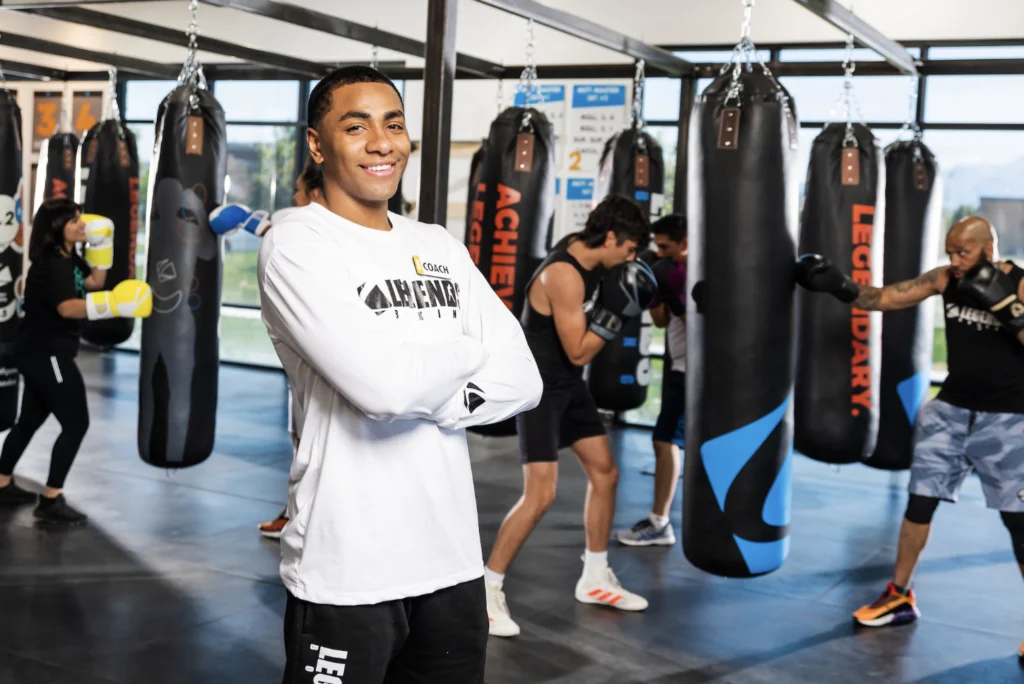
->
[958,261,1024,334]
[692,280,707,315]
[794,254,860,304]
[588,260,659,341]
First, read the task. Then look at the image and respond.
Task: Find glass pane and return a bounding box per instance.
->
[621,357,664,427]
[222,125,298,306]
[674,49,764,64]
[647,126,677,215]
[928,46,1024,60]
[125,81,177,121]
[128,123,156,282]
[220,307,280,366]
[643,78,681,121]
[780,47,920,62]
[924,76,1024,123]
[214,80,300,122]
[780,76,913,122]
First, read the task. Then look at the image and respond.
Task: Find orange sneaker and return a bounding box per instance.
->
[853,583,920,627]
[257,508,288,539]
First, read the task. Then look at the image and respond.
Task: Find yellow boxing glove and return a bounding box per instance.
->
[82,214,114,270]
[86,279,153,320]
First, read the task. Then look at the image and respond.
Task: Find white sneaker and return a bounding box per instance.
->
[486,581,520,637]
[574,566,649,611]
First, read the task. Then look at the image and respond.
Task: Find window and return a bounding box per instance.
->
[673,49,762,64]
[928,45,1024,60]
[779,47,921,62]
[621,358,664,427]
[125,81,177,121]
[127,123,155,282]
[647,126,678,215]
[643,78,681,121]
[214,80,300,122]
[780,76,915,123]
[924,76,1024,124]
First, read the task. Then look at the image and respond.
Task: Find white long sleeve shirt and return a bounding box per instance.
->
[258,203,542,606]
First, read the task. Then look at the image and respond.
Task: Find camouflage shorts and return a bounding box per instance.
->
[909,399,1024,512]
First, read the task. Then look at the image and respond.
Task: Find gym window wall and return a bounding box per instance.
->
[109,47,1024,429]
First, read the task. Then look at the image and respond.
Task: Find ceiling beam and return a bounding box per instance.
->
[0,0,160,5]
[0,58,63,80]
[16,6,327,78]
[200,0,504,78]
[789,0,919,75]
[471,0,693,76]
[0,31,179,78]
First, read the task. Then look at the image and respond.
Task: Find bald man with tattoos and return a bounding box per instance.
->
[796,216,1024,661]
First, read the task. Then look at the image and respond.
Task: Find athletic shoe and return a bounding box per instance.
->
[0,480,37,506]
[852,582,920,627]
[575,566,648,611]
[257,508,289,539]
[485,581,520,637]
[33,495,87,526]
[616,518,676,546]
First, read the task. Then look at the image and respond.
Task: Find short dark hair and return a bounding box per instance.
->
[651,214,687,242]
[580,194,650,250]
[297,156,323,194]
[29,198,79,262]
[307,66,403,131]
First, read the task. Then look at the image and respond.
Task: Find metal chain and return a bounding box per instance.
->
[841,33,858,146]
[518,18,538,130]
[722,0,756,104]
[371,27,379,70]
[497,75,504,116]
[632,59,647,153]
[177,0,205,111]
[107,67,126,139]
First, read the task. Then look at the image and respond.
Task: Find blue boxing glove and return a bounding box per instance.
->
[209,203,271,237]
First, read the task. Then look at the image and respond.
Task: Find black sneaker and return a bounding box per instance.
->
[0,480,38,506]
[33,494,88,526]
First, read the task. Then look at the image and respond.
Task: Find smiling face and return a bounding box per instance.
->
[307,82,410,210]
[63,213,85,244]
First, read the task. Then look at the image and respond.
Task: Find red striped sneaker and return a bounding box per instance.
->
[574,566,648,611]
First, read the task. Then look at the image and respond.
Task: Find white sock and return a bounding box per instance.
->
[583,549,608,573]
[649,513,670,529]
[483,566,505,587]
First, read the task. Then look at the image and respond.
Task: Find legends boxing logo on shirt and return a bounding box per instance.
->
[358,276,461,320]
[946,302,1002,332]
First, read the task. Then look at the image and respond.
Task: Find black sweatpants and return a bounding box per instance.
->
[282,578,487,684]
[0,354,89,489]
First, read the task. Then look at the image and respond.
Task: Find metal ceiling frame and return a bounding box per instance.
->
[471,0,693,76]
[16,6,327,78]
[198,0,504,79]
[0,31,178,78]
[0,58,62,80]
[789,0,919,75]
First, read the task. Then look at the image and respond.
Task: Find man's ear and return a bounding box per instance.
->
[984,242,995,262]
[307,127,324,165]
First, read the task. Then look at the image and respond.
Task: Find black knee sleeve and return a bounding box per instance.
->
[1000,512,1024,565]
[904,494,940,525]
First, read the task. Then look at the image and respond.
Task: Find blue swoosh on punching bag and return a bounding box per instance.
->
[897,371,930,427]
[701,395,792,575]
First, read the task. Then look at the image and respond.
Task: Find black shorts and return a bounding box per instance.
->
[653,370,685,447]
[516,377,606,463]
[282,578,487,684]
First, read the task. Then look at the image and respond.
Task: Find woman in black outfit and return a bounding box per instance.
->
[0,199,151,525]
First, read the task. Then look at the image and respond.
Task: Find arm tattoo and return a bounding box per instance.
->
[891,270,939,295]
[855,287,882,310]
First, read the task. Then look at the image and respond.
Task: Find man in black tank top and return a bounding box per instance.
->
[796,217,1024,658]
[483,195,657,638]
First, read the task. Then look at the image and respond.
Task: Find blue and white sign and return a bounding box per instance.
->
[568,84,628,175]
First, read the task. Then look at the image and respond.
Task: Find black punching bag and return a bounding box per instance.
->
[139,85,225,468]
[80,120,141,347]
[795,124,884,464]
[0,92,23,431]
[867,140,940,470]
[466,108,555,319]
[587,131,665,411]
[35,131,79,209]
[465,111,554,438]
[684,71,799,578]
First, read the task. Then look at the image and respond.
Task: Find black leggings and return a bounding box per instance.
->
[0,354,89,489]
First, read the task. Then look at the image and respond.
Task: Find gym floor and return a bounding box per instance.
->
[0,351,1021,684]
